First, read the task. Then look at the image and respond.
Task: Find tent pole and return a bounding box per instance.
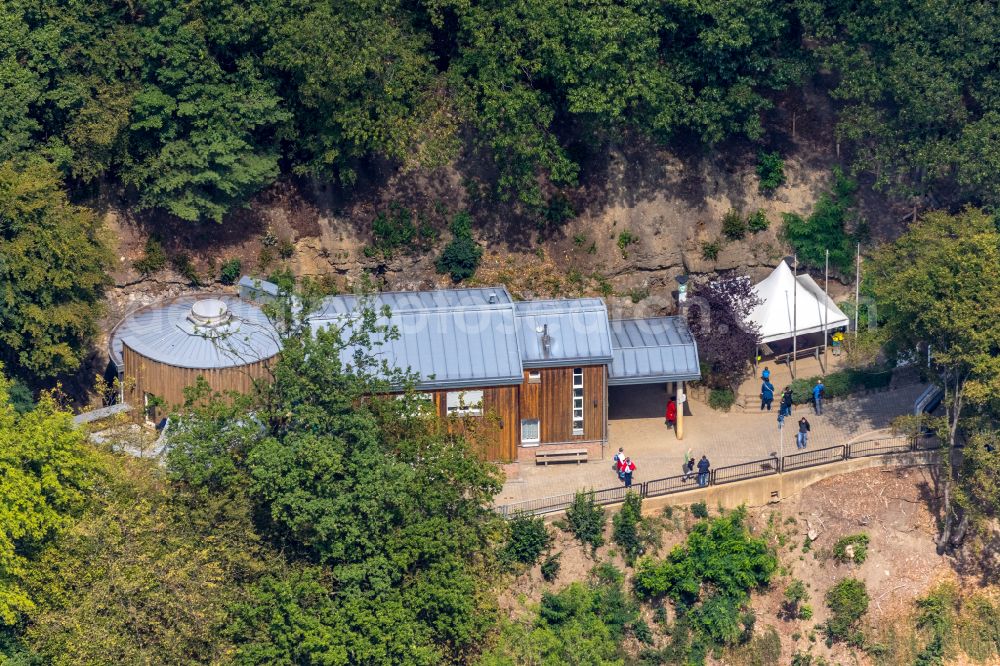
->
[854,242,861,334]
[792,254,798,379]
[824,249,829,373]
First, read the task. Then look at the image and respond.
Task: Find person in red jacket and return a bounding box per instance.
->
[617,456,636,488]
[665,397,677,430]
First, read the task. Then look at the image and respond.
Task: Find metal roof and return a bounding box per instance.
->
[608,317,701,385]
[238,275,282,303]
[109,295,281,371]
[514,299,614,368]
[311,300,523,390]
[312,286,513,318]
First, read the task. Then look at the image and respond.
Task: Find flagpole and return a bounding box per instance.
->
[854,242,861,334]
[824,249,829,372]
[792,254,798,378]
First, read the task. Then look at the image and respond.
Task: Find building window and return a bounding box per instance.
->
[396,392,434,416]
[521,419,540,444]
[527,370,541,384]
[572,368,584,435]
[446,390,484,417]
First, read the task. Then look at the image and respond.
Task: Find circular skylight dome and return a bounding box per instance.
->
[188,298,231,327]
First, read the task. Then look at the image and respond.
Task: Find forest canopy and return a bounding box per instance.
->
[2,0,998,222]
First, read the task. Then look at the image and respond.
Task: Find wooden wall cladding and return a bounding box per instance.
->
[519,365,605,445]
[123,343,274,421]
[431,385,519,463]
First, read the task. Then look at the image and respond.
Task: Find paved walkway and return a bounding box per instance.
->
[496,380,926,506]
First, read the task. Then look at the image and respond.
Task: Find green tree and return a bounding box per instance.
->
[0,160,111,378]
[478,564,637,666]
[123,0,288,222]
[166,292,505,663]
[0,369,96,626]
[800,0,1000,206]
[871,208,1000,552]
[23,453,250,665]
[264,0,452,182]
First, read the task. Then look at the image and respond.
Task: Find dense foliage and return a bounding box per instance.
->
[824,578,869,644]
[437,211,483,282]
[501,513,552,568]
[0,369,96,626]
[686,276,762,390]
[9,0,996,223]
[871,208,1000,551]
[781,168,859,274]
[800,0,1000,206]
[565,491,607,552]
[633,508,777,662]
[480,563,640,665]
[0,160,111,379]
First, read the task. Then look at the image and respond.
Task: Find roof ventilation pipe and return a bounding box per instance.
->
[541,324,552,359]
[488,292,497,304]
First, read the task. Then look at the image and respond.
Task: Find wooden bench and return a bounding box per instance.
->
[534,448,588,465]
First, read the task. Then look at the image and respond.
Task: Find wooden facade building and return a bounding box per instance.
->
[112,284,701,463]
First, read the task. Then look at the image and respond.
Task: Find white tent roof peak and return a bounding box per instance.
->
[748,262,849,344]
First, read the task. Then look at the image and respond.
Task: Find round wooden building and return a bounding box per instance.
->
[109,295,280,420]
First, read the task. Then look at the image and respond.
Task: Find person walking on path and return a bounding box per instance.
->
[761,367,771,381]
[612,447,626,480]
[813,380,824,415]
[620,457,636,488]
[665,397,677,430]
[780,387,793,416]
[797,417,811,449]
[697,455,711,488]
[760,378,775,411]
[682,448,694,481]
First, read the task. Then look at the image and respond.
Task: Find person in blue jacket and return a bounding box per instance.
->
[760,378,775,411]
[813,379,825,415]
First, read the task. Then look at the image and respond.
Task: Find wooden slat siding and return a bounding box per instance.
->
[431,385,519,463]
[532,365,606,445]
[123,343,273,421]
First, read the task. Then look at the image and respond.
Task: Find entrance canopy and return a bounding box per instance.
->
[748,262,849,344]
[608,317,701,385]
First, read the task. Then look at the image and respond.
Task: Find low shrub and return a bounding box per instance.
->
[691,501,709,519]
[757,151,786,193]
[789,368,891,404]
[133,238,167,275]
[219,258,242,285]
[781,167,857,273]
[277,238,295,259]
[747,209,770,233]
[722,209,748,240]
[369,203,417,258]
[172,254,200,285]
[709,388,735,411]
[825,578,869,643]
[612,492,647,565]
[437,211,482,282]
[632,619,654,645]
[502,513,552,567]
[566,491,606,552]
[832,534,869,565]
[702,239,722,261]
[782,579,811,620]
[540,552,562,581]
[617,230,638,253]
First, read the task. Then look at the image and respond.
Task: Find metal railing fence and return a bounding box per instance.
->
[496,435,942,517]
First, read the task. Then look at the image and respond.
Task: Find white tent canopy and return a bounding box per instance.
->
[748,262,849,344]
